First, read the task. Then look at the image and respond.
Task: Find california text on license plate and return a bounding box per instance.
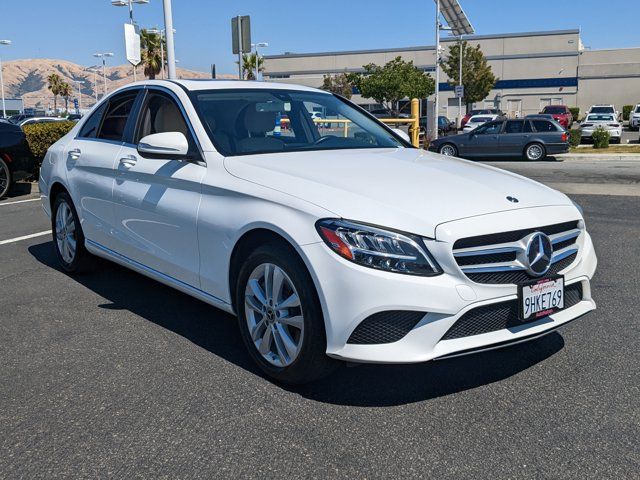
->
[518,276,564,321]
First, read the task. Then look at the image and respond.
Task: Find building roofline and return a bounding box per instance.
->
[263,29,580,59]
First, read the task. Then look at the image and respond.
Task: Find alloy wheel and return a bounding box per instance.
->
[0,161,8,197]
[526,144,543,160]
[440,144,457,156]
[55,201,77,264]
[244,262,304,367]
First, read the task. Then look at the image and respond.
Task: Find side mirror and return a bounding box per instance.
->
[138,132,189,159]
[391,128,411,143]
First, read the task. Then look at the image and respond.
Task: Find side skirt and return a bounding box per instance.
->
[85,239,235,314]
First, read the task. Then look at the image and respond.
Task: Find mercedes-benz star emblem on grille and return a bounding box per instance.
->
[506,196,519,203]
[524,232,553,276]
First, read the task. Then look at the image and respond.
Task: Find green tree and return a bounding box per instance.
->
[47,73,62,113]
[346,56,435,114]
[321,73,353,99]
[441,41,497,109]
[59,82,72,114]
[238,52,264,80]
[140,29,164,79]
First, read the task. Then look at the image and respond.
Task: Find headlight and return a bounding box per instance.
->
[316,219,442,276]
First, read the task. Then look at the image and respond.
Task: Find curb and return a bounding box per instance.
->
[555,154,640,161]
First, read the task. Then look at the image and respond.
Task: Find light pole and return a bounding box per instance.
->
[434,0,441,140]
[162,0,177,79]
[111,0,149,81]
[72,79,85,112]
[93,53,114,98]
[252,42,268,81]
[0,40,11,119]
[87,67,99,102]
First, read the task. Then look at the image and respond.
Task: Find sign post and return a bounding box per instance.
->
[232,16,251,79]
[124,23,141,81]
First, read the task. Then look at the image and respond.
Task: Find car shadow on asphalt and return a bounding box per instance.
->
[29,241,565,407]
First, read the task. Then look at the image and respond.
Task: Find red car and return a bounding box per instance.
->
[460,109,502,129]
[540,105,573,128]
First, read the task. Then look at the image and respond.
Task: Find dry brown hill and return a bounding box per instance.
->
[2,59,235,110]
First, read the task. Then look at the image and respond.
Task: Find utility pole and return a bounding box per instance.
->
[458,37,463,127]
[163,0,177,79]
[434,0,441,140]
[237,16,243,79]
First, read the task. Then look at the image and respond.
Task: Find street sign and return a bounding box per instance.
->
[454,85,464,98]
[124,23,141,66]
[231,16,251,54]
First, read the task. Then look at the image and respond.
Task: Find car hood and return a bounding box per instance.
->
[224,148,573,238]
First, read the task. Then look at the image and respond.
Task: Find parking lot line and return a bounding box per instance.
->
[0,230,50,246]
[0,198,41,206]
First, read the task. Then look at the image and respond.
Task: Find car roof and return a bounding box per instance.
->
[165,79,328,94]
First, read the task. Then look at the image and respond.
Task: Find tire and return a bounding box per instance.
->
[51,192,94,273]
[524,142,546,161]
[0,157,12,199]
[235,242,338,384]
[439,143,458,156]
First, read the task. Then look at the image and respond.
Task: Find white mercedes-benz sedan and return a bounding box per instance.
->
[39,80,597,384]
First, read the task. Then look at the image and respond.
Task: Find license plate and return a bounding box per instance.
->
[518,275,564,321]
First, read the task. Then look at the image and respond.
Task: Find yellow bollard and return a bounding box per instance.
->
[410,98,420,147]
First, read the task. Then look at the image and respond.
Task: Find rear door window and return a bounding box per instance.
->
[504,120,524,134]
[532,120,559,132]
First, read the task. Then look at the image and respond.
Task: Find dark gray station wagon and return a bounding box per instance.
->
[428,118,569,161]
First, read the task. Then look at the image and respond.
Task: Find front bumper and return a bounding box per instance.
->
[301,207,597,364]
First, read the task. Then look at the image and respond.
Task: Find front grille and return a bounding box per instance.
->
[347,311,425,344]
[453,220,581,285]
[441,282,583,340]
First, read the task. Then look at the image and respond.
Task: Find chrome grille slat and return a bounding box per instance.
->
[453,221,582,284]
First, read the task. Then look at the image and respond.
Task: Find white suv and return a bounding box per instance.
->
[588,104,619,121]
[629,104,640,131]
[39,80,597,384]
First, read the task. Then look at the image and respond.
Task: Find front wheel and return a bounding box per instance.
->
[439,143,458,156]
[236,243,337,384]
[524,142,546,161]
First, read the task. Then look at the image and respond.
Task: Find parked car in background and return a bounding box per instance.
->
[588,105,619,121]
[369,108,409,119]
[8,114,36,124]
[18,117,67,128]
[460,108,503,128]
[579,113,622,143]
[429,117,569,160]
[38,80,595,384]
[540,105,573,129]
[0,120,35,197]
[419,115,456,137]
[628,104,640,131]
[66,113,83,122]
[462,114,501,132]
[525,114,556,121]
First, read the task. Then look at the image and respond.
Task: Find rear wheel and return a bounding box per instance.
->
[0,157,11,198]
[524,142,546,161]
[236,242,337,384]
[52,192,94,273]
[439,143,458,156]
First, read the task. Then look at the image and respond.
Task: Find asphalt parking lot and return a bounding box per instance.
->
[1,158,638,478]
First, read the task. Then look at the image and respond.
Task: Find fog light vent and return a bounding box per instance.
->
[347,311,425,345]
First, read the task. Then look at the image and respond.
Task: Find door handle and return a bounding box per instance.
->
[68,148,81,160]
[119,155,137,168]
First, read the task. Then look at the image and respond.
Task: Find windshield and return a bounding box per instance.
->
[190,89,406,156]
[590,106,614,114]
[586,114,614,122]
[635,106,640,113]
[543,106,566,114]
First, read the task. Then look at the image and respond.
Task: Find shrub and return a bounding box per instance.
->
[622,105,633,121]
[591,126,610,149]
[23,121,75,159]
[569,107,580,120]
[569,128,581,147]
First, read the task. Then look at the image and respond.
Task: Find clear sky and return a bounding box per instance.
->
[1,0,638,74]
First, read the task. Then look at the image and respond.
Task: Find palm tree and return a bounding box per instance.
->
[47,73,62,113]
[238,53,264,80]
[140,29,163,79]
[59,82,72,114]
